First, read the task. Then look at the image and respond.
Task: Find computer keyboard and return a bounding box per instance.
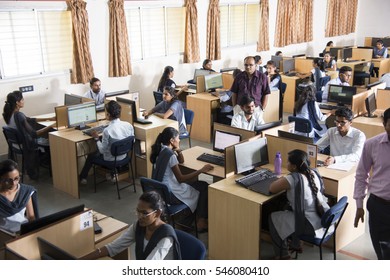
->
[197,153,225,166]
[318,103,343,110]
[82,124,109,136]
[236,168,276,188]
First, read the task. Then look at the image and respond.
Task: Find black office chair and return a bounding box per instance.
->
[91,136,136,199]
[2,126,25,182]
[153,91,163,106]
[315,76,331,102]
[354,62,374,86]
[179,108,194,148]
[140,177,198,238]
[295,196,348,260]
[175,229,206,260]
[288,116,313,137]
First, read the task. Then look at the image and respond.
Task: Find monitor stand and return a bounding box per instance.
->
[366,113,377,118]
[75,124,91,130]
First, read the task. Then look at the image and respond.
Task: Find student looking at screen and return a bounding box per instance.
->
[201,59,216,72]
[323,51,337,71]
[316,107,366,166]
[157,66,188,94]
[321,66,352,102]
[231,95,264,131]
[268,149,331,260]
[373,39,388,58]
[265,60,281,91]
[84,77,105,106]
[0,159,37,234]
[150,127,213,232]
[143,86,187,136]
[81,191,181,260]
[79,101,134,184]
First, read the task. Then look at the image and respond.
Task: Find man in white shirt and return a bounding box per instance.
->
[322,66,352,102]
[380,73,390,89]
[84,77,105,107]
[231,95,264,131]
[316,107,366,166]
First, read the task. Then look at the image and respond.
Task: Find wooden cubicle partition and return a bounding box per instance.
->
[82,96,94,103]
[213,122,256,141]
[263,90,280,123]
[294,58,314,73]
[352,48,373,62]
[351,89,373,117]
[377,89,390,110]
[5,210,94,260]
[265,134,317,168]
[222,73,234,89]
[54,105,68,129]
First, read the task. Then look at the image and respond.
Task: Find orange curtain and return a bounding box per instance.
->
[257,0,269,52]
[108,0,131,77]
[274,0,313,48]
[66,0,94,84]
[325,0,358,37]
[184,0,200,63]
[206,0,221,60]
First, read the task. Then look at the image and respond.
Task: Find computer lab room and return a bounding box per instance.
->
[1,0,390,261]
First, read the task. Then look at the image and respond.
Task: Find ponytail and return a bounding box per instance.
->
[150,133,164,164]
[150,127,180,164]
[301,161,325,217]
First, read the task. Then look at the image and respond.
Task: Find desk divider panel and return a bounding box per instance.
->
[213,122,256,141]
[261,122,295,138]
[82,97,94,103]
[5,210,94,260]
[377,89,390,110]
[54,105,68,129]
[352,48,373,62]
[352,89,372,117]
[222,73,234,89]
[196,76,205,93]
[294,58,314,73]
[106,93,140,118]
[265,134,317,168]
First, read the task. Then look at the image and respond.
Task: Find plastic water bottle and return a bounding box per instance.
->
[274,152,282,175]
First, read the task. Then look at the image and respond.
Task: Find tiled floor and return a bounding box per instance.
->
[16,135,377,261]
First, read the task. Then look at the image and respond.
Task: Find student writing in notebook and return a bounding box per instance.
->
[268,149,330,260]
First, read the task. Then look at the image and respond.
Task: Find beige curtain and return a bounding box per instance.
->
[206,0,221,60]
[66,0,94,84]
[184,0,200,63]
[257,0,269,52]
[274,0,313,48]
[325,0,358,37]
[108,0,131,77]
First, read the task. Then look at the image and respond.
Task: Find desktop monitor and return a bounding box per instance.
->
[329,47,343,60]
[64,93,82,106]
[271,55,283,69]
[277,130,314,144]
[116,96,136,125]
[234,137,268,174]
[282,59,295,73]
[213,130,241,153]
[341,47,353,62]
[292,54,305,58]
[105,89,130,97]
[67,102,97,130]
[365,94,377,118]
[204,73,223,92]
[193,69,211,83]
[327,85,357,106]
[220,67,238,73]
[20,204,85,235]
[37,237,77,260]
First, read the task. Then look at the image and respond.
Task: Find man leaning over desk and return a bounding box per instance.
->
[231,56,270,115]
[316,107,365,166]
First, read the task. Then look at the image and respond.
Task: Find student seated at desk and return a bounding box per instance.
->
[201,59,216,72]
[151,127,213,232]
[296,58,326,91]
[294,84,330,138]
[322,51,337,71]
[268,149,331,260]
[380,73,390,89]
[372,40,389,78]
[231,95,264,131]
[321,66,352,102]
[157,66,188,94]
[321,41,333,57]
[265,60,281,91]
[143,86,188,136]
[0,160,37,234]
[2,91,55,180]
[79,101,134,184]
[84,77,105,106]
[81,191,181,260]
[316,107,366,166]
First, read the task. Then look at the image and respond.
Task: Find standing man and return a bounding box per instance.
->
[84,77,105,107]
[321,66,352,102]
[231,56,270,115]
[231,95,264,131]
[354,108,390,260]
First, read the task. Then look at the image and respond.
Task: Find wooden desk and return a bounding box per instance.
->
[187,93,220,143]
[337,60,366,86]
[49,116,177,198]
[352,116,384,139]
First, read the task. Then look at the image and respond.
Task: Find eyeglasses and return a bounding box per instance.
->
[244,64,254,67]
[342,73,352,77]
[135,209,157,218]
[334,120,350,126]
[1,176,20,185]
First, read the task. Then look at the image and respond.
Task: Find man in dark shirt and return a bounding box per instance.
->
[231,56,270,115]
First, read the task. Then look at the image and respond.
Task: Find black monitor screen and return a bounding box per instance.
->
[37,237,77,260]
[277,130,314,144]
[292,54,305,58]
[329,47,343,60]
[20,204,85,235]
[365,94,377,117]
[271,55,283,69]
[193,69,211,82]
[64,94,82,106]
[327,85,357,106]
[213,130,241,152]
[234,137,268,174]
[105,90,130,97]
[283,59,295,73]
[342,48,353,61]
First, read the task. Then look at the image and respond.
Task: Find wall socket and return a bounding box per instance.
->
[19,85,34,93]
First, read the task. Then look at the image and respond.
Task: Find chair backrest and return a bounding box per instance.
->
[183,108,194,134]
[140,177,174,205]
[288,116,313,134]
[153,91,163,106]
[280,82,287,95]
[175,229,206,260]
[321,196,348,231]
[110,136,135,158]
[2,126,23,153]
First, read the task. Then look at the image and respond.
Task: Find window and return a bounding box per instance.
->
[220,3,260,48]
[125,5,185,60]
[0,9,72,79]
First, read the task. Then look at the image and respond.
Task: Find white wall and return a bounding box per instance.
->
[0,0,387,155]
